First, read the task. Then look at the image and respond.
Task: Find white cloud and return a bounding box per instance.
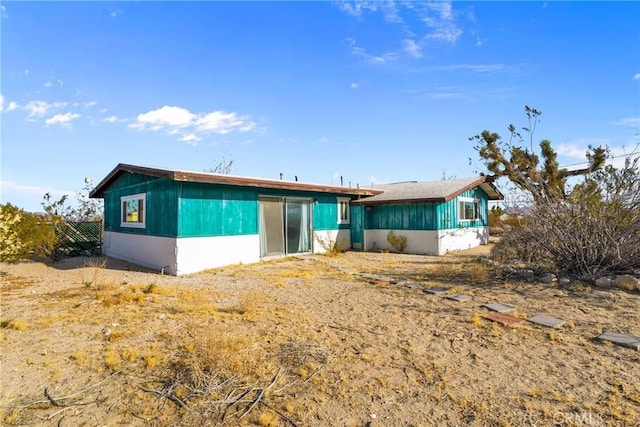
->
[0,180,72,199]
[1,5,7,19]
[312,136,329,146]
[423,2,463,44]
[402,39,422,58]
[45,112,80,127]
[101,115,123,123]
[350,82,360,89]
[195,110,255,134]
[348,38,399,65]
[24,100,67,118]
[336,1,378,18]
[132,105,195,130]
[25,100,51,117]
[44,78,64,88]
[130,105,256,143]
[558,143,639,171]
[1,95,19,112]
[612,117,640,128]
[428,91,464,99]
[438,63,505,73]
[340,1,463,66]
[180,134,200,144]
[340,1,463,44]
[634,73,640,80]
[556,143,589,159]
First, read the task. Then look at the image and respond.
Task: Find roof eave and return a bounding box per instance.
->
[90,163,382,198]
[353,197,448,206]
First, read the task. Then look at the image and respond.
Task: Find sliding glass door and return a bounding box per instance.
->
[259,197,285,257]
[259,197,312,258]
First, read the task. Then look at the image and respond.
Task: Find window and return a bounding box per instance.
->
[458,197,479,221]
[121,193,146,228]
[337,197,350,224]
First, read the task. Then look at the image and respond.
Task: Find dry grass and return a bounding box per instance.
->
[1,250,639,426]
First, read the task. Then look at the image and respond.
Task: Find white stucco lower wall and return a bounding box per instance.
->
[175,234,260,275]
[363,227,489,255]
[313,229,351,254]
[103,231,177,273]
[364,229,440,254]
[103,231,261,275]
[436,226,489,254]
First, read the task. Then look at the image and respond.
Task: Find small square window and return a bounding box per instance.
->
[121,193,146,228]
[337,197,350,224]
[458,198,479,221]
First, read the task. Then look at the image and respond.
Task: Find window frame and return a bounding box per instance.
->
[458,197,479,222]
[120,193,146,228]
[337,197,351,225]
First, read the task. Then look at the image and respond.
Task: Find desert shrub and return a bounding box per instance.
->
[0,203,58,262]
[492,159,640,280]
[488,205,503,227]
[314,232,348,256]
[387,231,408,253]
[473,106,639,280]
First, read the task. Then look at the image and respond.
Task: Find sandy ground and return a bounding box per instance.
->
[1,246,639,426]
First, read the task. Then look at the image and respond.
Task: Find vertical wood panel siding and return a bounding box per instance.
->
[239,190,351,232]
[177,182,258,237]
[349,204,365,249]
[176,184,356,237]
[103,174,178,236]
[366,203,438,230]
[366,187,490,231]
[103,173,362,238]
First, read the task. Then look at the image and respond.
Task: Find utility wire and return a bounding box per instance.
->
[559,144,640,169]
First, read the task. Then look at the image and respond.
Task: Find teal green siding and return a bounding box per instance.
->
[364,187,490,231]
[366,203,437,230]
[350,205,365,250]
[103,173,178,236]
[236,189,349,232]
[103,173,355,238]
[313,194,351,231]
[177,183,258,237]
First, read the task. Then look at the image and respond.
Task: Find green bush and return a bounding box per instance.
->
[0,203,58,263]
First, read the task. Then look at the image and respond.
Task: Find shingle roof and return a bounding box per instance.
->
[354,176,503,205]
[90,163,383,198]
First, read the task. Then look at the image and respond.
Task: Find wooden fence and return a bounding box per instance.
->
[54,220,102,258]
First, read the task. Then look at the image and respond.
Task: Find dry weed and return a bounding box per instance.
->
[0,319,27,331]
[230,290,264,316]
[79,258,107,287]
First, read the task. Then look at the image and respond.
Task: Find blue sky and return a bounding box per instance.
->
[1,1,639,212]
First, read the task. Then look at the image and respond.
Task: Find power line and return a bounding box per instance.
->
[559,145,640,169]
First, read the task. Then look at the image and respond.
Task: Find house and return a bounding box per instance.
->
[349,177,503,255]
[90,164,503,275]
[89,164,381,275]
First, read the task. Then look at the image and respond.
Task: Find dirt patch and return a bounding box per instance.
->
[1,247,639,426]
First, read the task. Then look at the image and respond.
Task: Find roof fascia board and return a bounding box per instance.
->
[90,164,381,198]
